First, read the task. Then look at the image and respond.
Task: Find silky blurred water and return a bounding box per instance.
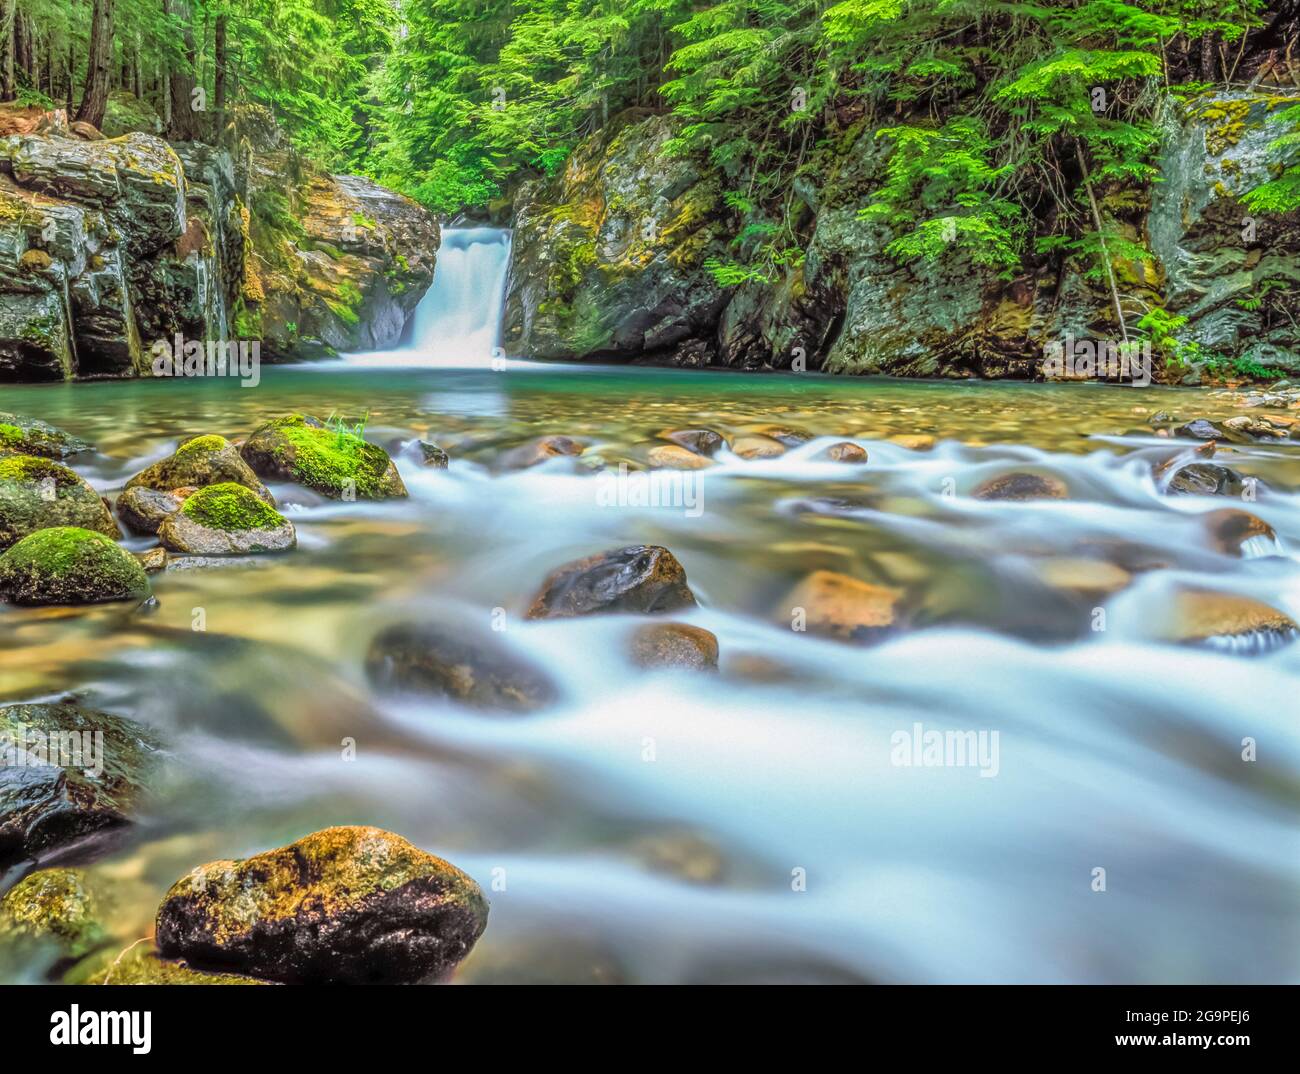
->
[1,362,1298,984]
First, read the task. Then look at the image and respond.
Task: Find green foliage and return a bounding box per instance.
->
[1242,103,1300,215]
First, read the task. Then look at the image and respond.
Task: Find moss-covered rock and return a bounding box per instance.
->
[155,826,489,984]
[125,434,274,503]
[240,414,407,499]
[0,413,91,459]
[158,482,296,554]
[0,702,162,866]
[0,526,150,605]
[527,545,698,619]
[0,868,112,962]
[0,454,120,550]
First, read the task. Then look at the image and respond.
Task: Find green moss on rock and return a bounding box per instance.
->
[0,869,111,962]
[180,482,285,532]
[0,413,91,459]
[0,454,122,549]
[0,526,151,605]
[125,434,274,503]
[240,414,407,499]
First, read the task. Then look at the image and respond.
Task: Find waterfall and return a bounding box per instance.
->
[344,227,512,367]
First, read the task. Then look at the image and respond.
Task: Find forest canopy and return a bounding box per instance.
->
[3,1,1297,287]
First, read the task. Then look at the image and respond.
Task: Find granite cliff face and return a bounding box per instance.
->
[0,116,439,383]
[503,92,1300,380]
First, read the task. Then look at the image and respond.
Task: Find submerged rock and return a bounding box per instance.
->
[0,701,162,866]
[0,413,91,459]
[0,454,122,549]
[155,826,489,984]
[527,545,698,619]
[630,622,719,671]
[240,414,407,499]
[69,943,272,986]
[365,622,557,713]
[115,486,185,536]
[496,435,585,471]
[125,434,273,503]
[158,483,295,555]
[0,868,111,962]
[972,472,1068,501]
[0,526,150,604]
[134,546,168,573]
[730,434,786,460]
[782,570,902,644]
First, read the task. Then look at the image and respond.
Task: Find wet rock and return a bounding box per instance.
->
[365,622,557,713]
[240,414,407,499]
[972,472,1068,501]
[661,429,724,457]
[497,435,585,471]
[416,440,449,468]
[1203,509,1277,556]
[134,547,168,573]
[749,424,813,447]
[125,435,273,503]
[1220,414,1289,440]
[782,570,901,644]
[115,486,184,536]
[527,545,697,619]
[0,702,162,866]
[158,483,296,555]
[1163,590,1297,652]
[0,413,91,459]
[1166,462,1250,497]
[0,454,122,549]
[0,526,150,605]
[730,434,786,460]
[820,441,868,464]
[155,826,489,984]
[630,622,719,671]
[647,444,712,470]
[629,829,727,885]
[1174,418,1251,445]
[0,868,111,962]
[1036,558,1132,598]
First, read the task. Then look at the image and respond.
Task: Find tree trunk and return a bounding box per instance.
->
[1,0,15,102]
[76,0,113,128]
[164,0,201,140]
[214,13,228,143]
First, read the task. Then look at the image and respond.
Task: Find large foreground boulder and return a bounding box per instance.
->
[0,526,149,604]
[0,702,162,866]
[0,413,91,459]
[155,826,489,984]
[240,414,406,499]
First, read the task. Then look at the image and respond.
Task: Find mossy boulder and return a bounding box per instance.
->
[0,413,91,459]
[0,526,150,605]
[0,868,112,963]
[155,826,489,984]
[125,434,273,503]
[0,702,162,866]
[0,454,121,549]
[158,482,296,554]
[526,545,698,619]
[366,621,558,712]
[240,414,407,499]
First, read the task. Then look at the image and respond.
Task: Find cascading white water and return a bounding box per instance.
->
[345,227,512,367]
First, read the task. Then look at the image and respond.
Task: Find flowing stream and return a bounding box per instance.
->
[1,242,1298,985]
